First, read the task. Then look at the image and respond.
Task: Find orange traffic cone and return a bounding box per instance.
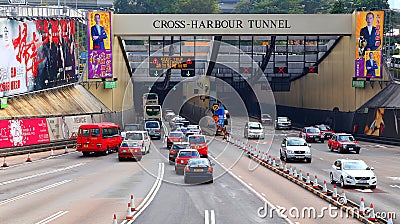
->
[332,184,338,199]
[50,148,54,157]
[387,213,393,224]
[283,162,289,174]
[368,203,376,221]
[126,202,133,220]
[322,180,327,194]
[130,195,136,212]
[359,198,365,215]
[26,151,32,162]
[313,176,319,189]
[298,170,303,181]
[305,173,311,185]
[278,160,284,171]
[293,168,298,179]
[338,189,347,205]
[272,158,276,167]
[288,165,293,176]
[64,145,69,154]
[2,157,8,167]
[112,214,117,224]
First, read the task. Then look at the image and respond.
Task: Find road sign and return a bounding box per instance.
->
[149,69,163,77]
[213,116,219,122]
[181,69,195,77]
[8,0,26,4]
[212,104,219,111]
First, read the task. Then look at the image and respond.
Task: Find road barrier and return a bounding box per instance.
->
[224,134,389,224]
[2,157,8,167]
[26,152,32,162]
[126,203,133,220]
[112,214,117,224]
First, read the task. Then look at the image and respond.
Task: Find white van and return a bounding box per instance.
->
[124,131,151,154]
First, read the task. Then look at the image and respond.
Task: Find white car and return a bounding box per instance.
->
[244,122,265,139]
[280,137,312,163]
[330,159,377,189]
[124,131,151,154]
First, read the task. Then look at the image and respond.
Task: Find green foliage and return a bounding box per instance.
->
[114,0,219,14]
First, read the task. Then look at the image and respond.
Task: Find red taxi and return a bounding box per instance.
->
[328,133,361,154]
[167,131,185,149]
[175,149,200,174]
[299,127,324,143]
[314,124,335,140]
[187,135,208,158]
[118,141,142,161]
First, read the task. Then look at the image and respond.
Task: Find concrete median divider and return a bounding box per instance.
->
[224,134,388,224]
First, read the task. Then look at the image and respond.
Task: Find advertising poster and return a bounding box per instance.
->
[0,118,50,148]
[355,11,384,78]
[87,11,113,79]
[0,18,76,97]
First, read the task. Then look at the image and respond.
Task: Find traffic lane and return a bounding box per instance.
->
[0,149,160,223]
[208,137,360,224]
[134,155,285,223]
[236,131,400,217]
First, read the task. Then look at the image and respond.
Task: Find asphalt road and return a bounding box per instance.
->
[226,116,400,220]
[0,116,397,223]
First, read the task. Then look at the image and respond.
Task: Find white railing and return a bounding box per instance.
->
[0,4,86,19]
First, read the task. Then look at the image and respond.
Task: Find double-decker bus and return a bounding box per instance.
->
[144,104,162,122]
[76,122,122,156]
[142,93,158,107]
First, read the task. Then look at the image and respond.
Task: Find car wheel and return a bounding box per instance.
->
[340,176,346,188]
[82,152,90,156]
[306,158,312,163]
[118,157,123,161]
[338,147,342,154]
[330,173,335,184]
[356,149,360,154]
[209,179,214,184]
[370,185,376,189]
[329,144,333,152]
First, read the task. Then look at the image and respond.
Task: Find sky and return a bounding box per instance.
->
[389,0,400,9]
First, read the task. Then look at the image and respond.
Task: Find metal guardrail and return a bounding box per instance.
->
[0,139,76,157]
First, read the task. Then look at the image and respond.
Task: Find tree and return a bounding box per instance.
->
[114,0,219,14]
[330,0,347,14]
[235,1,255,14]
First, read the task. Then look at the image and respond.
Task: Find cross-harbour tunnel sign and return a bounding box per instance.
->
[113,14,352,36]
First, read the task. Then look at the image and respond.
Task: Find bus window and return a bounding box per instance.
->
[91,128,100,137]
[81,129,90,137]
[102,128,119,138]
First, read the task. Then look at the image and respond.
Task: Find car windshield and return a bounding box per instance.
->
[343,161,368,170]
[306,128,320,133]
[145,122,159,128]
[262,114,271,118]
[189,136,206,144]
[178,151,200,157]
[124,125,139,131]
[278,117,288,122]
[318,125,331,131]
[188,159,210,166]
[125,133,142,140]
[188,125,199,130]
[287,139,308,146]
[169,132,184,138]
[249,123,262,129]
[172,143,190,150]
[338,135,355,141]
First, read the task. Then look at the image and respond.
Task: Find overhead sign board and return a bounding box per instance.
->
[114,14,352,36]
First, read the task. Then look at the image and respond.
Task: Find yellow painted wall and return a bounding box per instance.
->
[86,36,132,112]
[274,12,388,112]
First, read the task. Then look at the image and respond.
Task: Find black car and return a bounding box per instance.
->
[184,158,214,184]
[169,142,190,165]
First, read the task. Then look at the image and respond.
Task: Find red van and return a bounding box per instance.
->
[76,122,122,156]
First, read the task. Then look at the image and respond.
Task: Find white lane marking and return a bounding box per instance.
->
[0,163,84,186]
[210,210,215,224]
[209,155,294,224]
[0,180,71,206]
[249,183,253,186]
[388,177,400,181]
[35,211,69,224]
[319,158,324,161]
[205,210,210,224]
[390,184,400,189]
[238,175,242,178]
[354,189,374,193]
[261,193,266,197]
[126,163,165,223]
[0,151,79,170]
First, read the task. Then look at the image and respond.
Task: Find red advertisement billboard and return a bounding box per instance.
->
[0,118,50,148]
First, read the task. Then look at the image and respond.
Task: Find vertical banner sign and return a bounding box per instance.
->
[0,18,76,97]
[0,118,50,148]
[88,11,113,79]
[355,11,384,79]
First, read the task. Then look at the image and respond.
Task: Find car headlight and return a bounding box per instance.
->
[287,150,294,154]
[346,175,353,179]
[371,176,376,179]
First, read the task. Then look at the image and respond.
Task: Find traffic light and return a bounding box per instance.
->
[305,66,318,73]
[274,67,287,74]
